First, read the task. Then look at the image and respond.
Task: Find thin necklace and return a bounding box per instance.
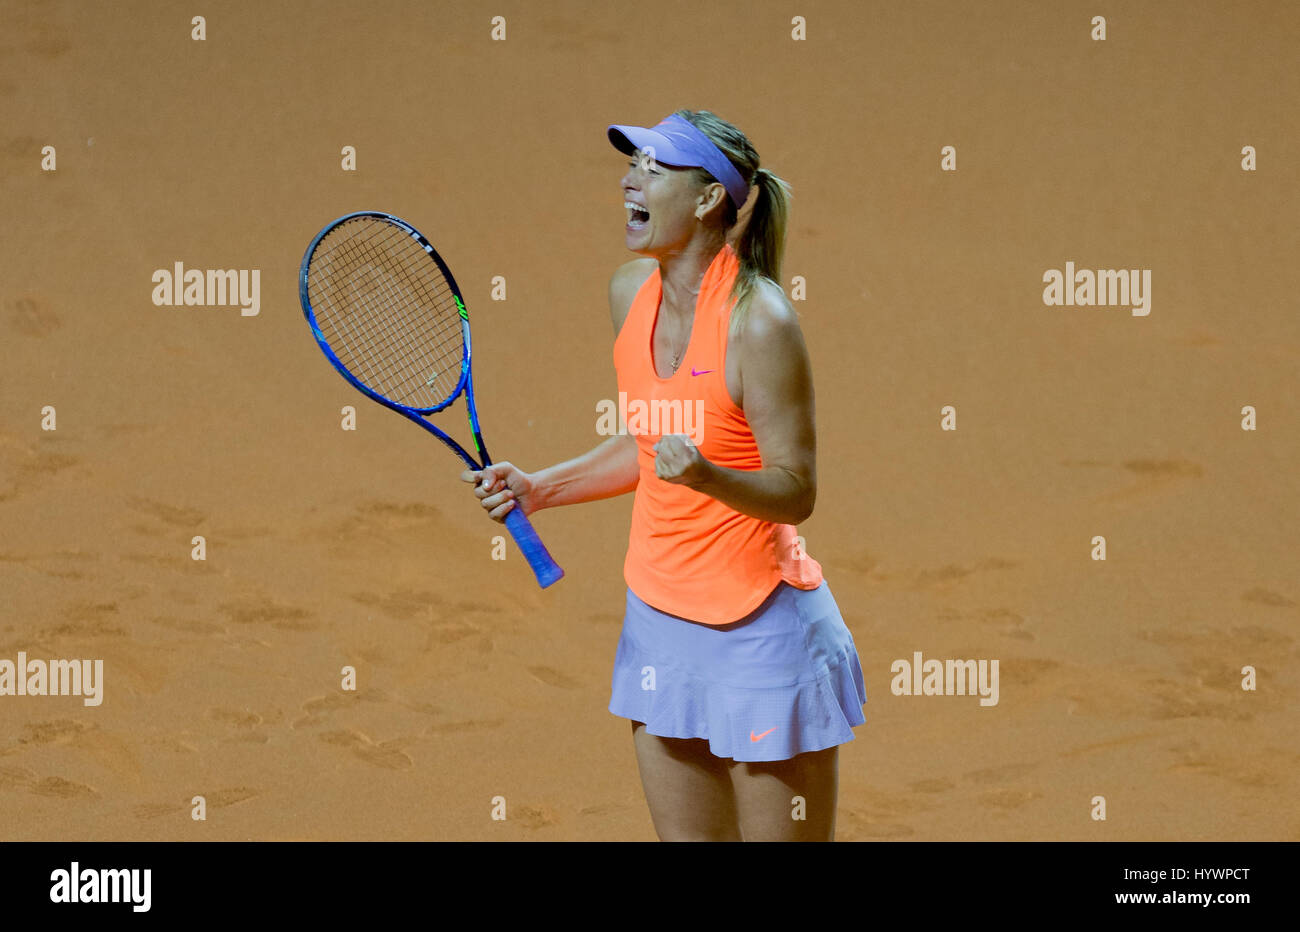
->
[663,273,702,371]
[667,312,692,371]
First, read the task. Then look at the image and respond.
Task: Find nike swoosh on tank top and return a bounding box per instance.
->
[612,242,824,626]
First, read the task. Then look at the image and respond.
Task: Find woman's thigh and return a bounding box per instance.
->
[630,721,741,841]
[728,744,839,841]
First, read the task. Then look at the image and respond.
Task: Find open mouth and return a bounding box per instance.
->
[625,201,650,229]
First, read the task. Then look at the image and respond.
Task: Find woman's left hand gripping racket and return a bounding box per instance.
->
[298,210,564,588]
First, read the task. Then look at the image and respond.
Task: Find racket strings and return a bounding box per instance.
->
[306,218,466,409]
[317,222,462,405]
[315,232,459,405]
[342,222,456,394]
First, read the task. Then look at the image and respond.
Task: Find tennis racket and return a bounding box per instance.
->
[298,210,564,588]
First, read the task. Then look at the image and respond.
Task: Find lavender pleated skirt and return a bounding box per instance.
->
[608,580,867,762]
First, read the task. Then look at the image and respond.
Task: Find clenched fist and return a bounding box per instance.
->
[652,434,711,488]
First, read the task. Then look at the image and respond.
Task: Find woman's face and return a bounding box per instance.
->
[621,149,718,255]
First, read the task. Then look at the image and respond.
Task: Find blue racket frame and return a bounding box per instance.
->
[299,210,564,588]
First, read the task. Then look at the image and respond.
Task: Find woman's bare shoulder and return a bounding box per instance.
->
[609,258,658,336]
[739,277,801,340]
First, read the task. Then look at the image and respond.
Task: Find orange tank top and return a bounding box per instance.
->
[612,242,824,625]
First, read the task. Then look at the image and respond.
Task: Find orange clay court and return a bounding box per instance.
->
[1,0,1298,840]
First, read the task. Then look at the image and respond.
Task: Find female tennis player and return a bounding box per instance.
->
[461,110,867,841]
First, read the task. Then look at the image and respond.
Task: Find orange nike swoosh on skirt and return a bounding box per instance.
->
[749,727,777,742]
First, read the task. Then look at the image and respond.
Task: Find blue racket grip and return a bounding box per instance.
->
[503,506,565,588]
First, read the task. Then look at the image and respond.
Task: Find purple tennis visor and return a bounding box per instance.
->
[607,113,750,209]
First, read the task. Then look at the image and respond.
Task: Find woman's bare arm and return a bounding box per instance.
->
[460,259,654,522]
[652,280,816,525]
